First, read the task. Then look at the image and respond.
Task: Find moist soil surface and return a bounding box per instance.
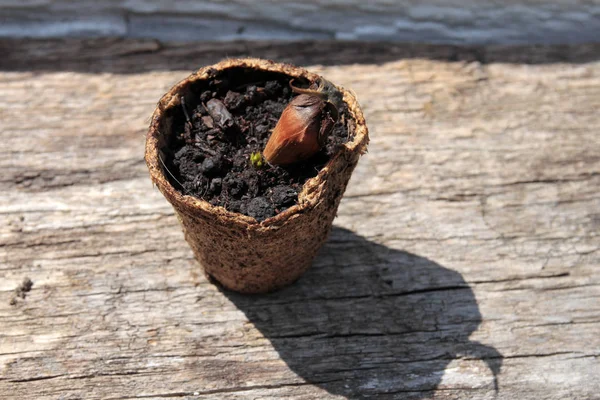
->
[164,67,352,221]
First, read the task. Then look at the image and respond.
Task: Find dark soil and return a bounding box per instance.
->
[163,67,352,221]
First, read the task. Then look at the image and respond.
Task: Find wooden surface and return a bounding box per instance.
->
[0,39,599,399]
[2,0,600,44]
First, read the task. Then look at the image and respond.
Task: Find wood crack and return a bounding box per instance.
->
[1,39,599,400]
[105,381,342,399]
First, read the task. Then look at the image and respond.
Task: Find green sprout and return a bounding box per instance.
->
[250,152,265,169]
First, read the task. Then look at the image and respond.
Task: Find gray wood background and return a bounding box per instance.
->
[1,0,600,44]
[0,39,599,399]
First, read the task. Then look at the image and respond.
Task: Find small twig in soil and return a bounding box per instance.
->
[181,96,191,124]
[200,179,210,197]
[158,153,191,195]
[247,124,258,145]
[194,143,217,156]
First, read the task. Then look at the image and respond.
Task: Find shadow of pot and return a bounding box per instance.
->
[222,227,502,398]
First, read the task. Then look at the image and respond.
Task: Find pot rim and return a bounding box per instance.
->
[145,58,368,230]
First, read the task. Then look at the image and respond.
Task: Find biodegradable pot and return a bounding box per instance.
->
[145,58,369,293]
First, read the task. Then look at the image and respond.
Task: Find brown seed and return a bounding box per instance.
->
[263,94,336,166]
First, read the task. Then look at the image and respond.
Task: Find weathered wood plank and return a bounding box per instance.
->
[0,39,599,399]
[1,0,599,44]
[2,39,600,75]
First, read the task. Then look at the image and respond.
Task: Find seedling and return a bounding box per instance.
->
[250,152,265,168]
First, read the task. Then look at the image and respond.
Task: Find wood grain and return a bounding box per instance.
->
[1,0,599,44]
[0,39,599,399]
